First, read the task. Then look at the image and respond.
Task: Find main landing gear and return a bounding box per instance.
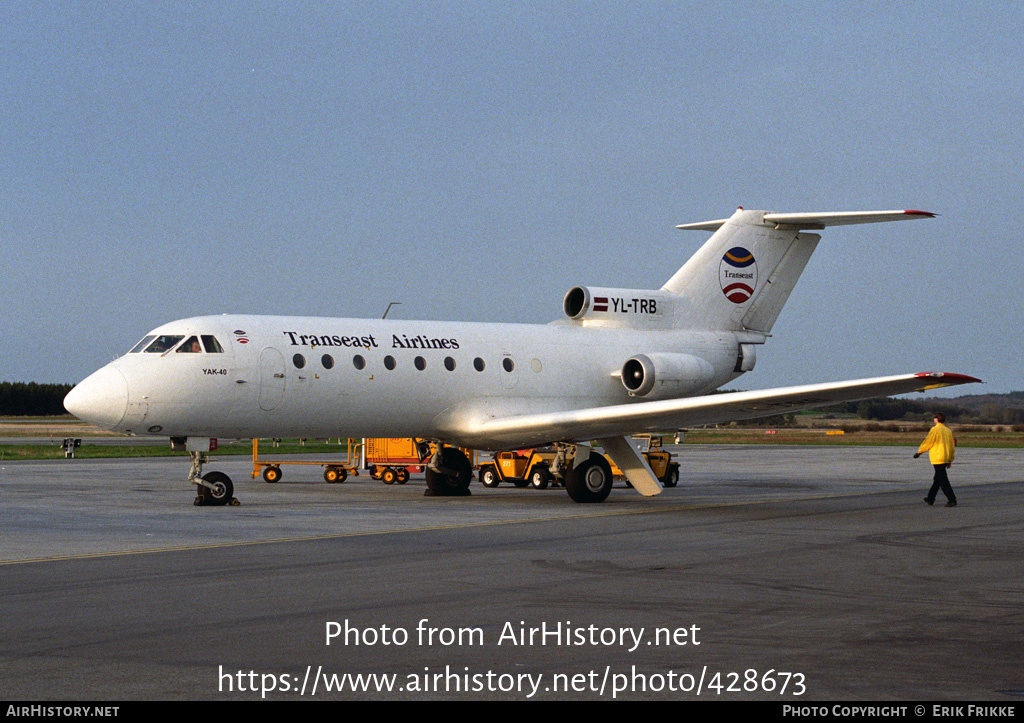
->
[424,445,473,497]
[188,450,239,507]
[552,444,614,503]
[564,452,614,503]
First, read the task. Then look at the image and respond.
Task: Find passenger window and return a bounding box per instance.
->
[414,356,426,371]
[145,335,184,353]
[176,336,202,353]
[384,355,396,370]
[502,358,515,373]
[129,335,156,353]
[293,354,306,369]
[444,357,456,371]
[322,354,334,369]
[353,355,366,370]
[201,336,223,353]
[473,357,485,372]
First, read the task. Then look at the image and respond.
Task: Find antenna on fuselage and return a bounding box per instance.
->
[382,302,402,319]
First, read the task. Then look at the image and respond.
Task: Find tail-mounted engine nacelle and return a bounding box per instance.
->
[563,286,673,322]
[621,353,715,399]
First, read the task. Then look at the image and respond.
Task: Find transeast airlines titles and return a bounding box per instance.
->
[282,331,460,350]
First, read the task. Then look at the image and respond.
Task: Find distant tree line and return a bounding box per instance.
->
[0,382,74,416]
[731,413,797,427]
[827,397,1024,425]
[716,389,1024,427]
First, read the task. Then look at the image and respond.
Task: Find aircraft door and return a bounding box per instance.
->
[258,347,286,411]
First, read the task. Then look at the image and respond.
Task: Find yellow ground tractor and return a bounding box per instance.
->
[604,435,679,488]
[478,448,560,490]
[480,437,678,491]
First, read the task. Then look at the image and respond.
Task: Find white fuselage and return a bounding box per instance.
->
[66,313,742,449]
[64,208,960,475]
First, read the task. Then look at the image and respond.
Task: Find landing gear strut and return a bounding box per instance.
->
[424,446,473,497]
[188,450,238,506]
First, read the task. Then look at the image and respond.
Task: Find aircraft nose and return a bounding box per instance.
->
[64,366,129,430]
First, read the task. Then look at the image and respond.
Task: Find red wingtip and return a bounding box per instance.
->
[913,372,982,384]
[904,210,937,218]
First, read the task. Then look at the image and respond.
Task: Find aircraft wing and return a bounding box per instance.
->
[461,372,980,450]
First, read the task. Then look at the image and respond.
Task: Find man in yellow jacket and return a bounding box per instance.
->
[915,413,958,507]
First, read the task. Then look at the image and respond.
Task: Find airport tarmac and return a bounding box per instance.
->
[1,445,1021,701]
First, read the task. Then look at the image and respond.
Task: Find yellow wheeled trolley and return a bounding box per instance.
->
[251,438,362,484]
[366,438,478,485]
[365,437,420,485]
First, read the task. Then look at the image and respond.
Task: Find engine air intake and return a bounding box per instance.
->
[620,353,716,399]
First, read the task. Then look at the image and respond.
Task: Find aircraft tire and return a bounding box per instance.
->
[529,465,551,490]
[480,465,500,488]
[425,448,472,496]
[198,471,234,506]
[263,466,281,483]
[565,454,613,503]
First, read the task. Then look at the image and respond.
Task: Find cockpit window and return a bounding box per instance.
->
[201,335,224,353]
[129,335,156,353]
[176,336,202,353]
[144,335,185,353]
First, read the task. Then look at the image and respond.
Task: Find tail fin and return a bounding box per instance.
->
[665,208,934,334]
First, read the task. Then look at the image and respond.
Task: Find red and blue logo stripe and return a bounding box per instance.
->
[719,247,757,304]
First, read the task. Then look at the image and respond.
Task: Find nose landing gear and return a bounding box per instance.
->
[187,449,239,507]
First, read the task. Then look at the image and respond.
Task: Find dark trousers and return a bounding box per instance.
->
[927,464,957,503]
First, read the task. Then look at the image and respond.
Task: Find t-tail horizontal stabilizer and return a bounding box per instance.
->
[675,209,936,232]
[664,208,936,337]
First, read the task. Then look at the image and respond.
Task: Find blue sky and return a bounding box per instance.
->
[2,1,1020,395]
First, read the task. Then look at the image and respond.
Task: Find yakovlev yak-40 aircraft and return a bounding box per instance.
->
[65,207,979,505]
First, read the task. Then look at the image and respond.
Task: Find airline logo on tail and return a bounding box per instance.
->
[719,247,757,304]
